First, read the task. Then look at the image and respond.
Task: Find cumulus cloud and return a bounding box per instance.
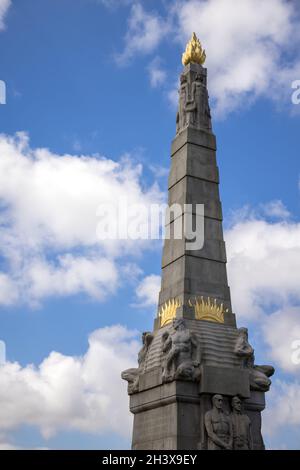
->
[262,307,300,373]
[224,204,300,441]
[24,255,118,303]
[264,379,300,437]
[226,217,300,321]
[116,3,170,65]
[134,273,160,308]
[225,201,300,373]
[259,200,291,220]
[117,0,300,114]
[0,325,139,439]
[0,132,163,306]
[173,0,300,114]
[0,0,11,30]
[0,272,17,306]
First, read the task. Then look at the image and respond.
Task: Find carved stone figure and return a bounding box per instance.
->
[161,318,201,383]
[234,327,254,358]
[184,73,212,131]
[231,396,253,450]
[234,327,274,392]
[185,73,201,127]
[176,74,188,133]
[121,331,154,394]
[248,357,275,392]
[204,394,233,450]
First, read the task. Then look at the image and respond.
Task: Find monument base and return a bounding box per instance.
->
[130,381,200,450]
[129,375,266,450]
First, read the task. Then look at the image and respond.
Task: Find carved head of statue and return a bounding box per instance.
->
[212,394,224,410]
[232,396,242,413]
[238,327,249,340]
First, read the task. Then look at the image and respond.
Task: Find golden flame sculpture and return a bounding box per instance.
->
[159,298,182,327]
[188,296,228,323]
[182,32,206,66]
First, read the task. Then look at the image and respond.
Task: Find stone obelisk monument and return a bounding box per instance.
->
[122,33,274,450]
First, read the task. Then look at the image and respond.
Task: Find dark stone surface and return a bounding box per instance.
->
[158,66,234,326]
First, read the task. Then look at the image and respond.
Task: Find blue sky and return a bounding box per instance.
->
[0,0,300,450]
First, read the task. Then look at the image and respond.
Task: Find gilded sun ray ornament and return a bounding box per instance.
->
[159,298,182,327]
[182,32,206,66]
[188,296,228,323]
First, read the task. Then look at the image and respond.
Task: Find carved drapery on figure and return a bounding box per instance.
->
[234,327,275,392]
[121,331,154,394]
[176,67,212,135]
[161,318,201,383]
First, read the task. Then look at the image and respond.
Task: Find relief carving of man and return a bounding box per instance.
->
[184,73,211,130]
[205,394,233,450]
[161,318,201,383]
[231,396,253,450]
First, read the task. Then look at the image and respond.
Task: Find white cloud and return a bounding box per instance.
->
[260,200,291,220]
[148,163,169,179]
[228,200,291,225]
[225,203,300,381]
[134,274,160,307]
[226,217,300,321]
[0,442,21,450]
[147,56,167,88]
[262,307,300,373]
[224,205,300,442]
[0,272,17,306]
[25,255,118,304]
[117,0,300,114]
[116,3,170,65]
[0,0,11,30]
[264,380,300,437]
[0,132,163,306]
[167,83,179,109]
[173,0,300,114]
[0,325,139,439]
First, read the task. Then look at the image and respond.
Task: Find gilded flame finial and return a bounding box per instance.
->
[182,32,206,66]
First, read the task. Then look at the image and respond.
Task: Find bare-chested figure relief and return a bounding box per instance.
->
[161,318,201,383]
